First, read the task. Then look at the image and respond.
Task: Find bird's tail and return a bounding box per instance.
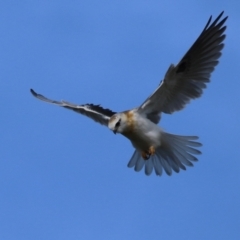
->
[127,132,202,176]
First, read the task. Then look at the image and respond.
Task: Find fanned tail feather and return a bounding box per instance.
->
[127,132,202,176]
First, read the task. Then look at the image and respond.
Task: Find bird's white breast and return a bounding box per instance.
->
[122,112,162,151]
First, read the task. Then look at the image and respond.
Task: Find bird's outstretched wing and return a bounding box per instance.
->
[138,11,227,121]
[30,89,116,126]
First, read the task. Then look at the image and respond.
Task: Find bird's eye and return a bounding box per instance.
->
[115,119,121,128]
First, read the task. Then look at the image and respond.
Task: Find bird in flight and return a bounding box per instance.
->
[31,12,227,176]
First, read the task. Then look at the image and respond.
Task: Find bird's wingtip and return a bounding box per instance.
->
[30,88,37,97]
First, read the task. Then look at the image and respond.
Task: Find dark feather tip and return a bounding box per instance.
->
[30,89,37,97]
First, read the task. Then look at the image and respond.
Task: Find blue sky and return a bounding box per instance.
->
[1,1,240,239]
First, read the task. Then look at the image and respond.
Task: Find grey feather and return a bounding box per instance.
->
[127,132,202,176]
[138,12,227,120]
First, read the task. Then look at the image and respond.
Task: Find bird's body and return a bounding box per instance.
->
[31,12,227,176]
[109,111,162,153]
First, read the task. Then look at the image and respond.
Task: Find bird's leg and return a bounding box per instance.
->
[141,146,156,160]
[148,146,155,156]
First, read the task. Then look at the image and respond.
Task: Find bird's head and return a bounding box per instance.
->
[108,113,128,134]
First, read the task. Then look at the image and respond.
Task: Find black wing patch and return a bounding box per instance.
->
[176,61,188,73]
[81,103,116,118]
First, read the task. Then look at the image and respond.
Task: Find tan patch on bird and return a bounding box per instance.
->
[125,110,135,133]
[149,146,155,155]
[141,146,156,160]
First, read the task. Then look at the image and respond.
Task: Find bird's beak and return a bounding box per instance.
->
[113,130,117,134]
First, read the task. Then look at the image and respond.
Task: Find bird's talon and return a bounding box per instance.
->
[141,146,155,160]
